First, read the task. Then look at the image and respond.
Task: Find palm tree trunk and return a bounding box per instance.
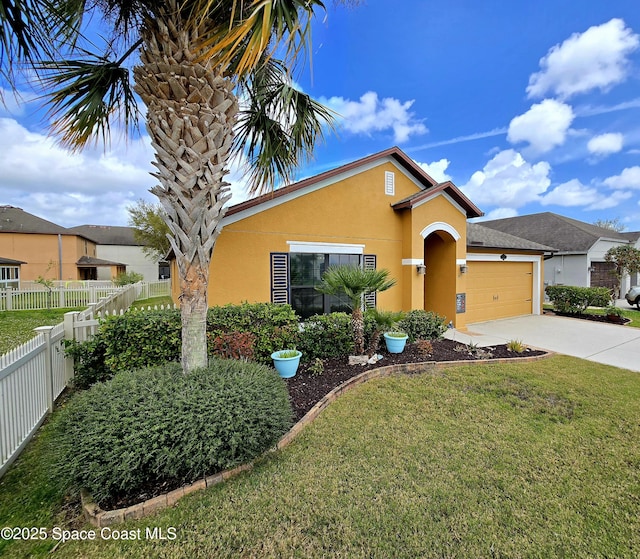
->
[352,306,365,355]
[134,3,238,372]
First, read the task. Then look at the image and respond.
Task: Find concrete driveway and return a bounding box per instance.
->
[445,314,640,372]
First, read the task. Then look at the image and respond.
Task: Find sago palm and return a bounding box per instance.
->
[316,265,396,355]
[0,0,348,372]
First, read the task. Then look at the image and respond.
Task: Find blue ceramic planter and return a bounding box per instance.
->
[384,332,408,353]
[271,350,302,378]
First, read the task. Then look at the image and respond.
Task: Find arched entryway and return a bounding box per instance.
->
[421,222,459,322]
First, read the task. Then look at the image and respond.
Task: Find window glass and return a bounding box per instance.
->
[290,253,360,319]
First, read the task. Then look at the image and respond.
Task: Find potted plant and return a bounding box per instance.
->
[271,349,302,378]
[604,305,625,324]
[383,331,409,353]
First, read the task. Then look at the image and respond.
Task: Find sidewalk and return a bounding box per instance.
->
[445,313,640,373]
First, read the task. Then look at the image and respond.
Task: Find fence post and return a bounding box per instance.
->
[58,286,65,308]
[34,326,55,413]
[63,311,80,384]
[6,287,12,311]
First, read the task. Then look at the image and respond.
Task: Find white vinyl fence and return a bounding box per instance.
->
[0,280,171,311]
[0,280,172,477]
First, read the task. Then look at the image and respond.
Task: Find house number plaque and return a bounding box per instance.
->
[456,293,466,313]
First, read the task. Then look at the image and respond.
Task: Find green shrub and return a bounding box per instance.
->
[51,360,293,505]
[207,303,299,363]
[545,285,611,314]
[112,271,144,286]
[398,309,447,342]
[296,312,354,360]
[63,338,111,389]
[100,308,182,372]
[210,331,256,361]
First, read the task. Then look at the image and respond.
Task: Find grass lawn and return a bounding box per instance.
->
[1,355,639,558]
[130,296,174,310]
[0,308,81,355]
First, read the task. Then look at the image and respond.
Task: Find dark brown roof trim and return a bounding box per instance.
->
[392,181,483,218]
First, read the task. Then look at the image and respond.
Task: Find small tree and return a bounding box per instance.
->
[34,261,57,309]
[604,245,640,302]
[593,217,626,232]
[113,271,144,286]
[316,265,396,355]
[127,200,172,260]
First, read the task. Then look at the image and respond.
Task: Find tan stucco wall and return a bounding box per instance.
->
[0,233,96,281]
[169,161,475,328]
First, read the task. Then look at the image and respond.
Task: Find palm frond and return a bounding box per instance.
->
[186,0,325,76]
[36,49,140,149]
[316,265,397,309]
[233,57,334,194]
[0,0,87,83]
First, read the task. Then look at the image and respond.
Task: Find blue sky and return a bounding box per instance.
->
[2,0,640,231]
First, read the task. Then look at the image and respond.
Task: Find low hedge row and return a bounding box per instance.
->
[545,285,611,314]
[67,304,448,388]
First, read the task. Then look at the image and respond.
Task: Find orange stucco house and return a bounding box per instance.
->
[0,206,126,286]
[172,147,553,328]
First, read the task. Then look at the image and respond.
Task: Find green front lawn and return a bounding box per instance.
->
[1,355,639,558]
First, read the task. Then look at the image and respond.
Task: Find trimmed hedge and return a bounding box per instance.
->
[398,310,448,342]
[207,303,299,363]
[545,285,611,314]
[51,360,293,505]
[100,308,182,373]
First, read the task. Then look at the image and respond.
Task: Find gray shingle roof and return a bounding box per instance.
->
[0,256,26,265]
[480,212,629,252]
[0,205,69,235]
[68,225,138,246]
[467,223,556,252]
[76,255,126,267]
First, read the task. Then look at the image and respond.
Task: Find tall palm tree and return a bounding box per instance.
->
[1,0,344,372]
[316,265,397,355]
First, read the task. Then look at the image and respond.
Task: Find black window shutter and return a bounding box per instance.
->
[363,254,377,308]
[270,252,290,305]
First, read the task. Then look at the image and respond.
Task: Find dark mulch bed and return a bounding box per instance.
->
[544,309,631,325]
[286,339,546,422]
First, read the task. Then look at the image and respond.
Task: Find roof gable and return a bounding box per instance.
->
[223,147,482,225]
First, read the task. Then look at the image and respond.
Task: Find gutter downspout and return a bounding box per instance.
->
[58,234,63,280]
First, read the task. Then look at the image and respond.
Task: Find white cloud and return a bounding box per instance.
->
[603,166,640,189]
[507,99,574,154]
[540,179,600,207]
[587,132,624,156]
[460,149,551,208]
[540,178,632,209]
[320,91,427,143]
[527,18,639,99]
[480,207,519,221]
[416,159,452,183]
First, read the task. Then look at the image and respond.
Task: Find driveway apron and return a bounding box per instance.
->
[445,314,640,372]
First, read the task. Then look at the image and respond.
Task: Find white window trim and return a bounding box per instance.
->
[287,241,365,254]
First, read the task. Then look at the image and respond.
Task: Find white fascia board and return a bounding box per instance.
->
[222,156,405,227]
[288,241,365,254]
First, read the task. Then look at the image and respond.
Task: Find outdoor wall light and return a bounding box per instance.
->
[500,254,507,261]
[459,264,468,274]
[416,264,426,275]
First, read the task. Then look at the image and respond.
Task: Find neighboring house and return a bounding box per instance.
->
[171,147,554,328]
[68,225,169,282]
[0,206,126,282]
[480,212,636,294]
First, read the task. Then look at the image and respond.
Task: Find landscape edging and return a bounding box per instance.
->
[81,351,553,526]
